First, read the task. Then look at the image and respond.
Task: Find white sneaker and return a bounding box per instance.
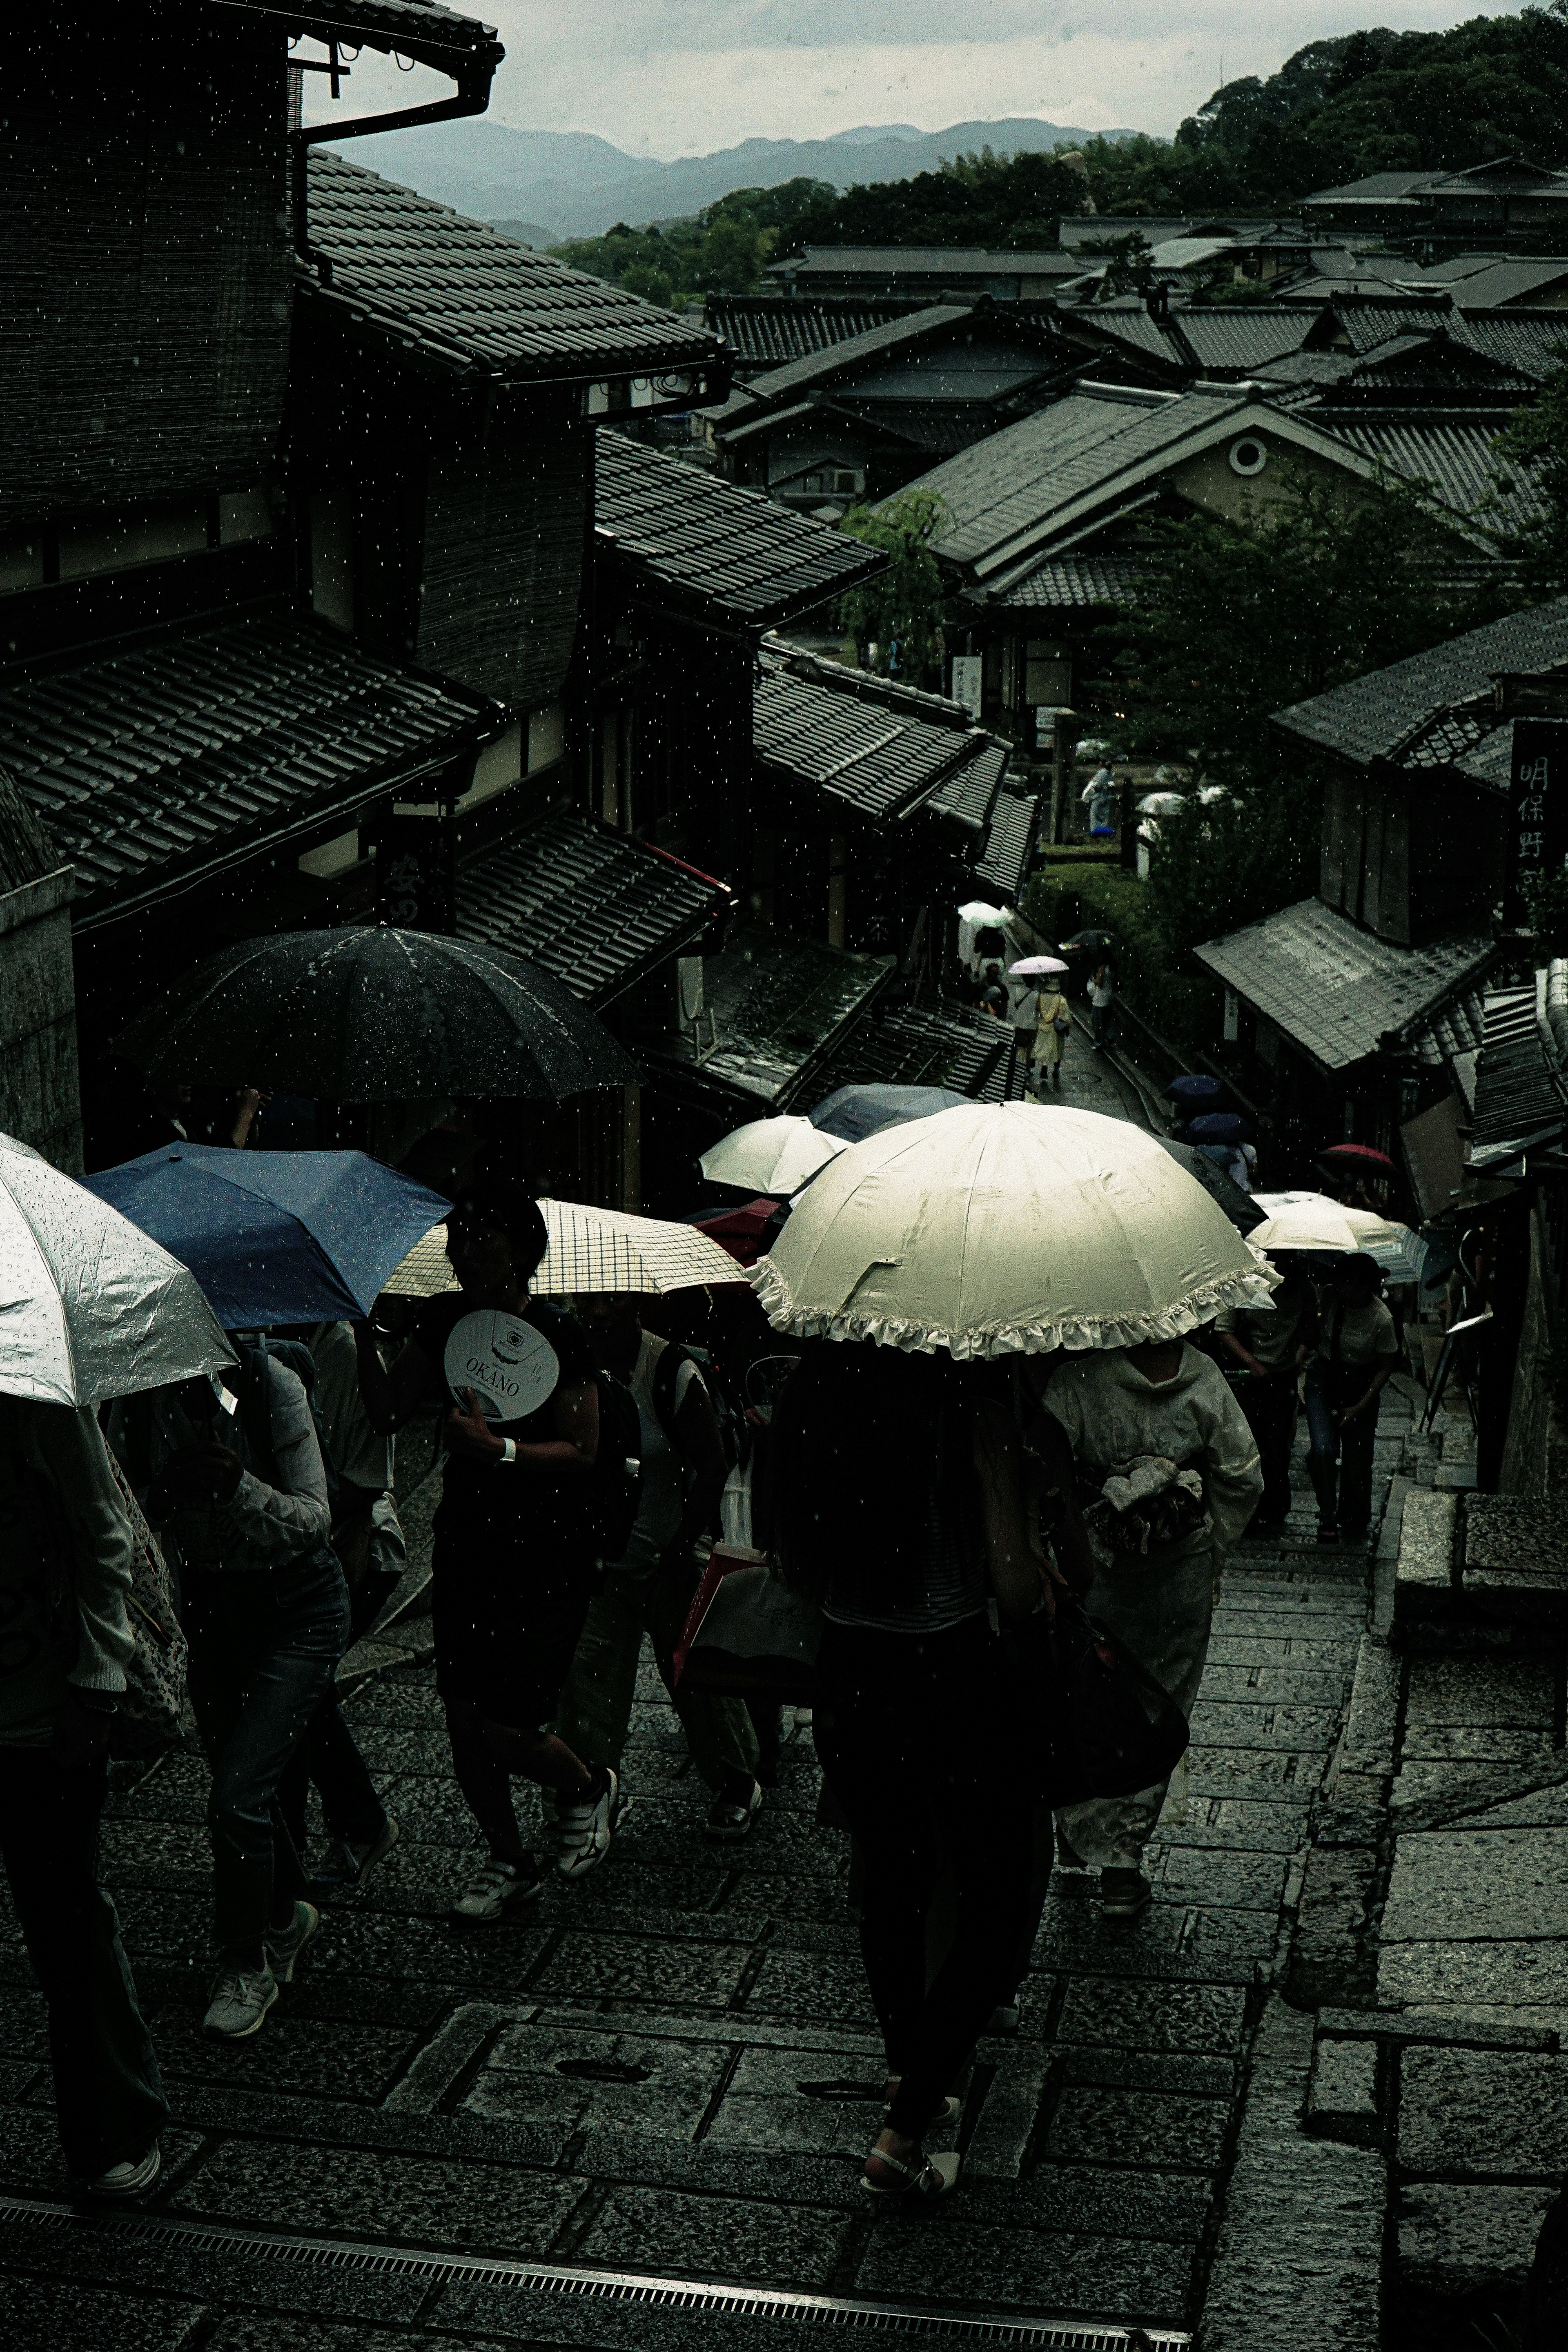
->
[204,1962,278,2040]
[555,1769,626,1879]
[449,1857,541,1922]
[85,2144,161,2198]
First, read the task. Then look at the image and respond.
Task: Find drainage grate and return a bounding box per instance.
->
[0,2194,1190,2348]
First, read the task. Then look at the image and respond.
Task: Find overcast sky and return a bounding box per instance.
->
[311,4,1524,157]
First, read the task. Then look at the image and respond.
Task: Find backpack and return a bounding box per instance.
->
[586,1370,643,1568]
[650,1340,747,1472]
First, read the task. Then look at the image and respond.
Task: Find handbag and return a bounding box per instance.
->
[104,1451,189,1758]
[673,1543,822,1703]
[1010,1594,1189,1807]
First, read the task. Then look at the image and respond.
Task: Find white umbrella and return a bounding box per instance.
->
[699,1116,846,1197]
[384,1203,748,1302]
[751,1102,1276,1357]
[0,1131,233,1407]
[1008,956,1069,977]
[1249,1190,1424,1280]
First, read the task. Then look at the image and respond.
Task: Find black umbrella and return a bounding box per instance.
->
[1060,929,1118,953]
[117,927,639,1102]
[1157,1138,1264,1234]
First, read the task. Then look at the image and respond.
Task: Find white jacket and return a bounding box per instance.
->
[1045,1343,1263,1559]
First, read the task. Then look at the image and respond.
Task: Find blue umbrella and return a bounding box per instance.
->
[84,1148,451,1330]
[809,1084,970,1145]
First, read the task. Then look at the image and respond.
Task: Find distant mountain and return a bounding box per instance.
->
[488,219,565,252]
[344,115,1142,243]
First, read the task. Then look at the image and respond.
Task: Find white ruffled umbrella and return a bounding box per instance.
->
[699,1116,846,1197]
[0,1131,233,1406]
[751,1102,1276,1357]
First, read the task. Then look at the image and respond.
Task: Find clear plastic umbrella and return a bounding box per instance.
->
[752,1103,1276,1357]
[699,1116,846,1197]
[0,1132,233,1406]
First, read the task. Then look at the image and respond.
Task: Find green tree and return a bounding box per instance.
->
[1105,470,1528,985]
[1496,342,1568,592]
[835,491,949,691]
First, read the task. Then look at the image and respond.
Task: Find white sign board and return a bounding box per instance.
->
[950,655,983,718]
[443,1309,560,1423]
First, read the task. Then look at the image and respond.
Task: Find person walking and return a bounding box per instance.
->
[1042,1336,1262,1915]
[274,1320,402,1896]
[0,1394,169,2195]
[354,1177,624,1920]
[1081,764,1116,836]
[1216,1258,1319,1535]
[1304,1253,1400,1546]
[114,1349,350,2041]
[1028,984,1071,1096]
[556,1294,762,1839]
[773,1342,1049,2202]
[1088,960,1116,1049]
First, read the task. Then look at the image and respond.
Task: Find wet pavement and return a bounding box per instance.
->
[0,1421,1400,2347]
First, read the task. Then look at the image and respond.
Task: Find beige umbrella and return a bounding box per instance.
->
[699,1116,846,1196]
[1248,1192,1401,1254]
[384,1201,748,1301]
[751,1102,1276,1357]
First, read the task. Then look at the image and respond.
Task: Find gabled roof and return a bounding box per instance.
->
[1303,172,1446,205]
[1171,308,1321,373]
[301,151,721,383]
[711,303,1080,434]
[1195,898,1495,1074]
[753,661,990,824]
[594,432,886,629]
[0,611,497,922]
[1272,599,1568,770]
[1319,416,1544,534]
[454,813,731,1009]
[1457,310,1568,378]
[980,551,1148,611]
[706,295,929,371]
[898,379,1535,586]
[726,307,973,409]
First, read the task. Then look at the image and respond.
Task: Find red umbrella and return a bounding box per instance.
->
[687,1198,781,1268]
[1318,1145,1395,1174]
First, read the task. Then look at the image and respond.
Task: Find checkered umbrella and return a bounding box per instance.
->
[384,1202,748,1301]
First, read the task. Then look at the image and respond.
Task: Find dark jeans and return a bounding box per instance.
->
[1238,1373,1298,1527]
[276,1689,385,1855]
[814,1616,1035,2140]
[184,1557,350,1963]
[1305,1368,1378,1533]
[0,1747,169,2177]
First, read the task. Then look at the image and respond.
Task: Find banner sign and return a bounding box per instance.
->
[1506,718,1568,931]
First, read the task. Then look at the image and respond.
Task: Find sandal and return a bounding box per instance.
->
[862,2147,962,2199]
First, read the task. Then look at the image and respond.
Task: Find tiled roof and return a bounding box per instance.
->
[753,662,987,824]
[302,151,720,381]
[595,432,885,628]
[1443,262,1568,308]
[0,612,495,919]
[711,306,1078,425]
[1273,599,1568,768]
[454,813,730,1009]
[926,738,1007,831]
[774,248,1083,279]
[1334,303,1457,354]
[1195,897,1496,1073]
[706,296,926,370]
[904,387,1203,571]
[1172,309,1320,372]
[259,1,502,74]
[800,996,1022,1107]
[984,551,1149,610]
[1399,980,1490,1069]
[639,919,891,1111]
[1322,418,1544,535]
[1469,979,1568,1167]
[1073,310,1186,366]
[1456,310,1568,379]
[975,785,1041,902]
